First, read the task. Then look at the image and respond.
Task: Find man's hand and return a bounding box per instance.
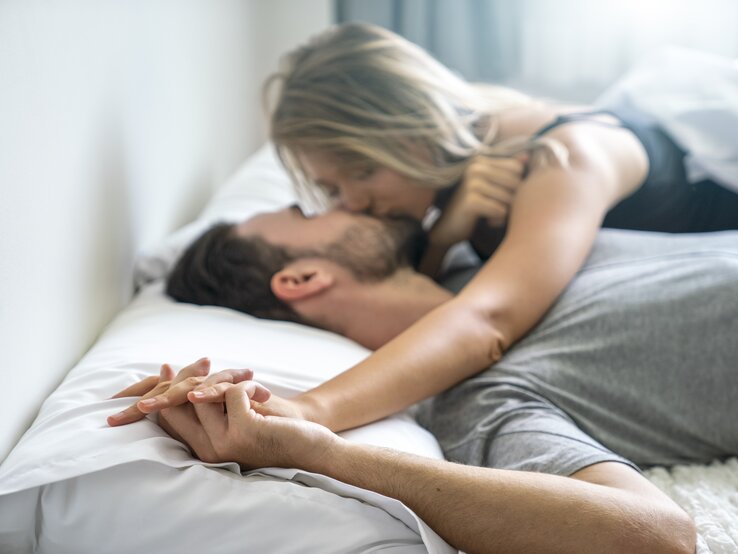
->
[429,154,527,247]
[107,358,260,426]
[160,381,339,470]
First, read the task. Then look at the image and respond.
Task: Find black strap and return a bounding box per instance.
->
[533,109,624,138]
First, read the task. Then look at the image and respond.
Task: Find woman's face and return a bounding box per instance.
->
[299,151,437,220]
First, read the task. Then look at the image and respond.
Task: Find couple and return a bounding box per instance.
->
[110,21,738,553]
[109,204,738,553]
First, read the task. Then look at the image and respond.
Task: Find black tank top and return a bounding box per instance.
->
[436,106,738,260]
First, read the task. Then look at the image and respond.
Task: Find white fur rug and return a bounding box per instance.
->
[645,458,738,553]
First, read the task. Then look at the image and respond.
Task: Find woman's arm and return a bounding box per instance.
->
[296,122,648,431]
[108,122,648,431]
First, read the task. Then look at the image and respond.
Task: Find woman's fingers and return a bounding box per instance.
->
[170,357,211,385]
[106,359,255,427]
[136,376,207,413]
[107,379,171,426]
[137,368,254,413]
[188,379,270,404]
[134,358,212,412]
[107,359,209,426]
[109,375,160,399]
[203,368,254,387]
[159,363,176,382]
[467,178,515,206]
[467,166,520,194]
[474,154,527,174]
[109,362,176,400]
[467,156,527,191]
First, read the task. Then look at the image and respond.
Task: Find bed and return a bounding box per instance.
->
[0,144,736,553]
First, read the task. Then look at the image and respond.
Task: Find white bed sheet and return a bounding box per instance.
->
[0,282,454,554]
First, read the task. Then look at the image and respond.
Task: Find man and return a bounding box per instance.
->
[107,205,738,552]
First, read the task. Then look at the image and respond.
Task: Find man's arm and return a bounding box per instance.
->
[325,447,695,554]
[161,382,696,554]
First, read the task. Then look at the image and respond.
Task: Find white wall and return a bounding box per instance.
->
[0,0,332,461]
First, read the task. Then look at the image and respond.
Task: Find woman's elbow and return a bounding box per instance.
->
[453,299,511,366]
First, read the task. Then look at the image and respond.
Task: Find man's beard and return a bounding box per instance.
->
[294,216,427,282]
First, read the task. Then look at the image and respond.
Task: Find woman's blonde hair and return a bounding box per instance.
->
[265,22,565,209]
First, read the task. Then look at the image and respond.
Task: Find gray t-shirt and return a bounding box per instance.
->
[416,229,738,476]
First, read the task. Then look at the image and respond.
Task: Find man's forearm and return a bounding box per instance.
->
[314,441,694,554]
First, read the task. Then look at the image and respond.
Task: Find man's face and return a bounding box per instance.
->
[234,206,426,281]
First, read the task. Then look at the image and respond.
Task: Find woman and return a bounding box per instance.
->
[111,23,738,432]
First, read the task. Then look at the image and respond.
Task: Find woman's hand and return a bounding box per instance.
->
[106,358,260,426]
[107,357,303,426]
[430,154,528,247]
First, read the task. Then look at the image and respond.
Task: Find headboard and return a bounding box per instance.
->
[0,0,332,461]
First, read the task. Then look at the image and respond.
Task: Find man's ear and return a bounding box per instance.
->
[271,261,336,302]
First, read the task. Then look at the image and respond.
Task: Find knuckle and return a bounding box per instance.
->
[185,376,202,387]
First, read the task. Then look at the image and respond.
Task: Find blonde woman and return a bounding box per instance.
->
[112,23,738,435]
[238,23,738,430]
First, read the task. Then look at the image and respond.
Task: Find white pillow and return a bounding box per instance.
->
[0,282,452,553]
[133,143,297,290]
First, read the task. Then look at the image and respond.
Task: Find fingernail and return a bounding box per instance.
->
[139,398,157,407]
[109,412,124,420]
[191,391,205,398]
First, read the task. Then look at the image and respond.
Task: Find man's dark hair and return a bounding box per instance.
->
[166,223,305,324]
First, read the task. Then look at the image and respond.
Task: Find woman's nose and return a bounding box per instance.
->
[339,187,372,213]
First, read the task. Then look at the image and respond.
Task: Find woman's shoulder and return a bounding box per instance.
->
[494,101,598,142]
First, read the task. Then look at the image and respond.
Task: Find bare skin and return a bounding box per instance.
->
[114,360,695,554]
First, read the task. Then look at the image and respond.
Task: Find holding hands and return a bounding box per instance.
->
[107,358,261,426]
[108,358,336,470]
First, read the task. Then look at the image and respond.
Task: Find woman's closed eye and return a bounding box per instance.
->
[315,181,341,199]
[351,167,375,181]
